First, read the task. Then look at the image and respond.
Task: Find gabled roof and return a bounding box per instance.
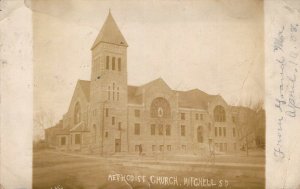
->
[55,129,70,135]
[229,105,256,114]
[45,124,69,135]
[66,78,219,109]
[127,78,218,109]
[70,122,89,132]
[135,78,171,96]
[78,80,90,101]
[128,86,143,104]
[177,89,217,109]
[91,11,128,49]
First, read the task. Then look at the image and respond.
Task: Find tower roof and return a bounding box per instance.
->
[91,11,128,49]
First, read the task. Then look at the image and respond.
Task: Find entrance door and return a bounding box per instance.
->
[115,139,121,152]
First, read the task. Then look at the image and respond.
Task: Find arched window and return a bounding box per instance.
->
[214,105,226,122]
[118,58,121,71]
[93,124,96,142]
[74,102,81,124]
[197,126,203,143]
[108,86,111,100]
[166,125,171,136]
[158,125,163,135]
[112,83,115,100]
[117,87,120,101]
[106,56,109,70]
[112,57,116,70]
[108,83,119,101]
[150,97,171,118]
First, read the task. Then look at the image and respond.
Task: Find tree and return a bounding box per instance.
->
[234,100,264,156]
[33,110,54,142]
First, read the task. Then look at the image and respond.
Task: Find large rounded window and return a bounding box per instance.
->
[150,97,171,118]
[214,105,226,122]
[74,102,81,124]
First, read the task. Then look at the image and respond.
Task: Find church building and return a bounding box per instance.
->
[45,12,249,156]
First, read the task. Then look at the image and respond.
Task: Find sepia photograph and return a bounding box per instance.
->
[31,1,265,188]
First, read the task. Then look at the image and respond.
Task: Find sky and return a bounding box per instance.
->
[31,0,264,127]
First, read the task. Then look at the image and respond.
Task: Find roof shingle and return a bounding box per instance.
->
[91,12,128,49]
[78,80,90,101]
[74,78,218,108]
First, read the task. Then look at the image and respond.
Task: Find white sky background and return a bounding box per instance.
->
[31,0,264,127]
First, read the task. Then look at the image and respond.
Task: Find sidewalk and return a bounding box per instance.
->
[45,150,265,169]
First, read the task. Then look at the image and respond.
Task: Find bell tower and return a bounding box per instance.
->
[90,11,128,154]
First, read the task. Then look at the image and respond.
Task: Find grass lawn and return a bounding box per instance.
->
[33,150,265,189]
